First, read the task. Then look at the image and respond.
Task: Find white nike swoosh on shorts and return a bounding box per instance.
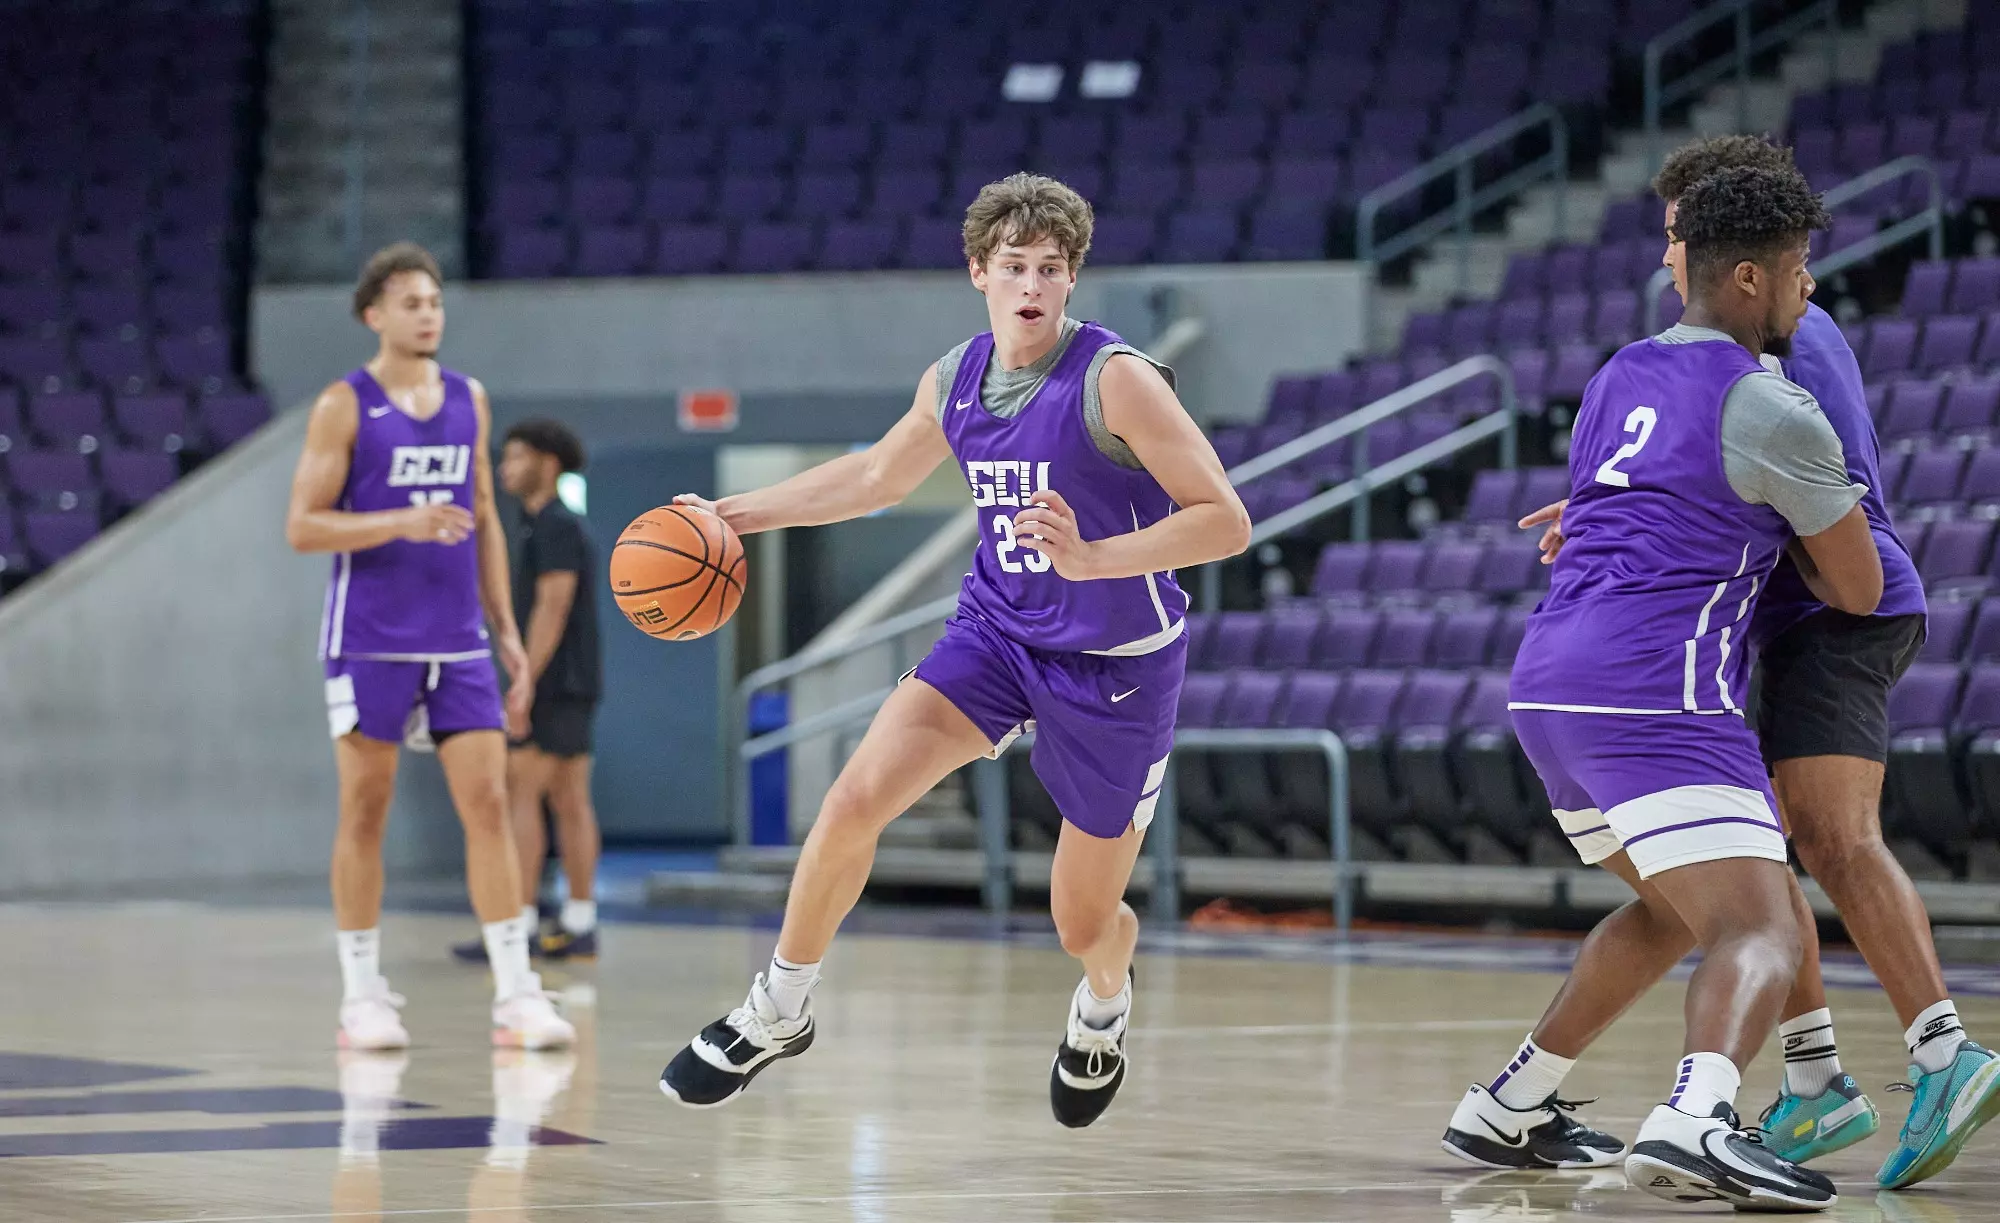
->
[1111,687,1140,703]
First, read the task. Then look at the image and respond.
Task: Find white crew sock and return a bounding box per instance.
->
[1075,976,1132,1030]
[1490,1035,1577,1110]
[337,928,382,1002]
[520,903,538,929]
[1907,999,1968,1074]
[765,955,820,1021]
[483,915,538,1002]
[1669,1051,1742,1120]
[1780,1008,1843,1097]
[560,897,597,935]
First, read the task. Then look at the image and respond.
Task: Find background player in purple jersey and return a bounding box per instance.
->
[285,243,574,1053]
[1519,138,1999,1188]
[656,174,1249,1123]
[1447,165,1885,1211]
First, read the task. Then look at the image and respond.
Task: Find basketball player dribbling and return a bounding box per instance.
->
[1447,166,1881,1210]
[1516,137,1999,1189]
[657,174,1250,1124]
[285,243,574,1052]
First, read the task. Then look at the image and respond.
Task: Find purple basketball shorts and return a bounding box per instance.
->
[1510,707,1786,879]
[324,656,504,751]
[912,611,1185,839]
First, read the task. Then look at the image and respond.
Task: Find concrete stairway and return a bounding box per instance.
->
[255,0,463,284]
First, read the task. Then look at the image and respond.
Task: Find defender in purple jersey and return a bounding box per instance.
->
[285,243,573,1053]
[1448,167,1883,1211]
[1515,139,1997,1188]
[657,174,1249,1123]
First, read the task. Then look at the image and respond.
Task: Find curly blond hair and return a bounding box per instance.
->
[961,173,1094,271]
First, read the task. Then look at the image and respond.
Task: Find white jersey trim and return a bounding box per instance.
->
[1086,616,1185,657]
[324,550,353,659]
[341,650,494,663]
[1682,541,1750,712]
[1508,701,1741,717]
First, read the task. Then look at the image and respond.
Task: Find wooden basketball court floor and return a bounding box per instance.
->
[2,901,1997,1222]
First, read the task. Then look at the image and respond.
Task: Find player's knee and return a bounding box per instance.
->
[454,781,509,838]
[338,778,395,837]
[1053,901,1119,959]
[818,776,893,838]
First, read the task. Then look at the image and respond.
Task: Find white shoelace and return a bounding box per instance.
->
[724,974,790,1049]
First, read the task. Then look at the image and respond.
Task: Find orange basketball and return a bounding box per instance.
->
[609,504,746,640]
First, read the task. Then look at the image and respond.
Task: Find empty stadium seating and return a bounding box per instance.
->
[466,0,1675,278]
[0,2,270,591]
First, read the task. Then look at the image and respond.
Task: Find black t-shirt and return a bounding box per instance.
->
[512,499,601,703]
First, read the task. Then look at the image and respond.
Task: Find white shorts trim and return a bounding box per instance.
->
[1084,616,1185,658]
[1508,701,1736,717]
[1606,784,1788,880]
[1555,806,1621,865]
[325,675,360,739]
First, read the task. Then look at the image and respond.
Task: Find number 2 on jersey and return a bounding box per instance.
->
[1594,405,1658,488]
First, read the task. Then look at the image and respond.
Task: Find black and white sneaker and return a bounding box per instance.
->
[658,973,814,1109]
[1441,1084,1628,1169]
[1626,1102,1837,1212]
[1050,976,1129,1128]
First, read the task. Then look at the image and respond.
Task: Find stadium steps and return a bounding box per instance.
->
[1388,0,1957,351]
[256,0,466,283]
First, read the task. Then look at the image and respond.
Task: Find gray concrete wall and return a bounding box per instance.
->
[0,413,466,896]
[251,262,1373,428]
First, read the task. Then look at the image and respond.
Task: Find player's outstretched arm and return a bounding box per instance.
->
[676,363,952,533]
[1791,505,1883,616]
[1012,354,1251,581]
[285,381,473,554]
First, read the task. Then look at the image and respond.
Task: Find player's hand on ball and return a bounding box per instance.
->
[402,502,474,545]
[672,493,720,515]
[1014,490,1099,580]
[1518,498,1568,565]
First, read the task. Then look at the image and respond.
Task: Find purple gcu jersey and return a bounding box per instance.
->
[318,367,489,661]
[943,322,1186,653]
[1511,338,1789,715]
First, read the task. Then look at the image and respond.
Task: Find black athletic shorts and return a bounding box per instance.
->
[1750,609,1927,767]
[511,698,596,758]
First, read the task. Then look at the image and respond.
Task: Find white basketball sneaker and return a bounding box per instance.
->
[493,981,577,1051]
[337,980,410,1051]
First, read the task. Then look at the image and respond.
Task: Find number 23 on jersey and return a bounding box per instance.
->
[968,459,1055,575]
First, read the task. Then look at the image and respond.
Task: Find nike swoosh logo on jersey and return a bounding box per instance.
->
[955,396,974,410]
[368,406,392,418]
[1478,1116,1527,1147]
[1111,687,1140,703]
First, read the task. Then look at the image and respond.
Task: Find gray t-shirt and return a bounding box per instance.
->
[934,315,1172,471]
[1654,323,1867,536]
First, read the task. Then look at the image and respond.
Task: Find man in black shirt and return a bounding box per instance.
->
[456,419,603,961]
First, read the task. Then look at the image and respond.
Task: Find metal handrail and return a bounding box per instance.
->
[1199,356,1520,611]
[746,716,1355,932]
[1642,156,1946,334]
[1357,104,1569,297]
[1643,0,1839,171]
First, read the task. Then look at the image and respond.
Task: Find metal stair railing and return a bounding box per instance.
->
[1357,104,1569,298]
[1644,156,1946,335]
[1643,0,1840,171]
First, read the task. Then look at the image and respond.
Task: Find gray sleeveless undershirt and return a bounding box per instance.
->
[933,315,1173,471]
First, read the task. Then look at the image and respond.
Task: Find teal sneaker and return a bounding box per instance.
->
[1877,1041,2000,1189]
[1758,1074,1880,1164]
